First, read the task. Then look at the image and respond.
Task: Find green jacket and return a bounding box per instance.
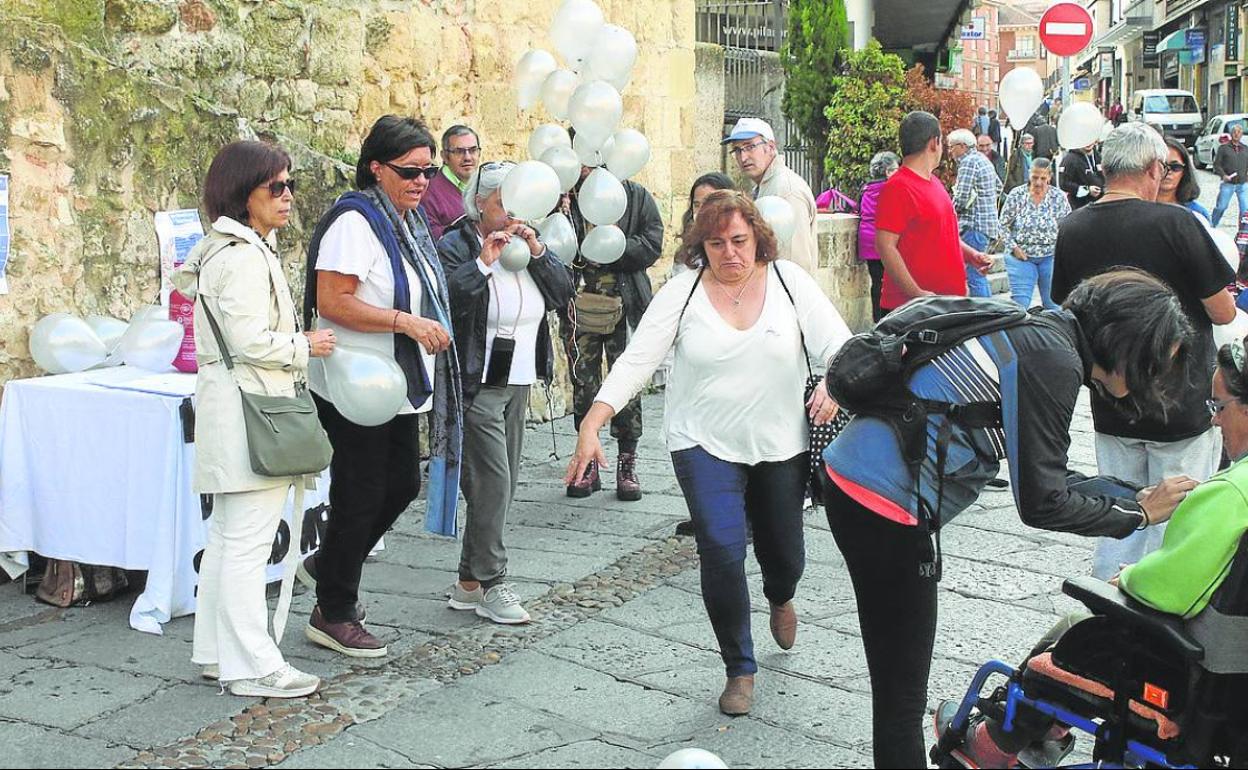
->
[1119,455,1248,618]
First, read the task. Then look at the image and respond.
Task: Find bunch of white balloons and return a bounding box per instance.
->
[506,0,653,270]
[997,67,1108,151]
[29,308,186,375]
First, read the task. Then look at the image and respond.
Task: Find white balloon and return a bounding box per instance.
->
[1214,309,1248,350]
[587,24,638,85]
[568,81,623,147]
[501,161,562,221]
[29,313,108,374]
[606,128,650,180]
[540,146,583,192]
[499,237,533,272]
[528,123,572,161]
[997,67,1044,129]
[1058,102,1106,149]
[550,0,605,64]
[324,345,408,427]
[579,168,627,226]
[573,131,613,167]
[515,49,558,110]
[86,314,128,366]
[755,195,798,242]
[536,212,578,265]
[657,748,729,769]
[541,69,580,121]
[120,319,184,372]
[580,224,625,264]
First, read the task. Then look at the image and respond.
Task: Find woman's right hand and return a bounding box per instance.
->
[479,230,512,267]
[1012,246,1028,261]
[564,428,610,486]
[1137,475,1199,526]
[399,313,451,354]
[305,329,336,358]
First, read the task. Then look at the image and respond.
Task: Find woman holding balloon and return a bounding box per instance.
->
[300,115,462,658]
[437,161,574,625]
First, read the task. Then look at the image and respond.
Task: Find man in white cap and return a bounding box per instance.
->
[724,118,819,274]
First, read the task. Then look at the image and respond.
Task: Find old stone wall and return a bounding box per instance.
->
[812,213,872,334]
[0,0,702,417]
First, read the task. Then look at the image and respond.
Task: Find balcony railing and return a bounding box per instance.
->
[1007,48,1039,61]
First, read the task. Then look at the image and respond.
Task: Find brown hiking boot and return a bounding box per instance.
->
[718,674,755,716]
[305,606,387,658]
[616,451,642,501]
[566,460,601,498]
[769,600,797,650]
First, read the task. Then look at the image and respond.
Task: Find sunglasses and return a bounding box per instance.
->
[1164,161,1185,175]
[384,162,440,181]
[264,179,296,197]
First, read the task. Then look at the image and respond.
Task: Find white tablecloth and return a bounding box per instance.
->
[0,367,328,634]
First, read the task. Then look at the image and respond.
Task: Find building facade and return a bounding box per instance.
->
[942,1,1003,108]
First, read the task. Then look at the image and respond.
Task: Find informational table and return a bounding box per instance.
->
[0,367,330,634]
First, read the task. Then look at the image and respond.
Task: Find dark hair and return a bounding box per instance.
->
[355,115,437,189]
[1217,343,1248,405]
[678,190,779,268]
[989,109,997,118]
[1162,136,1200,204]
[899,111,942,156]
[1063,268,1194,420]
[678,172,735,235]
[202,140,292,224]
[441,124,479,153]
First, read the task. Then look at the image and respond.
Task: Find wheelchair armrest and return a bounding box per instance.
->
[1062,577,1204,663]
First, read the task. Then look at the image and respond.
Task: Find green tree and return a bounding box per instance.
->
[781,0,851,167]
[821,41,908,197]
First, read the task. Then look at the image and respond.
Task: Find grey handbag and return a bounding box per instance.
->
[198,258,332,478]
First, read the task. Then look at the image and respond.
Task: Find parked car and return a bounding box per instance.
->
[1128,88,1203,147]
[1195,113,1248,169]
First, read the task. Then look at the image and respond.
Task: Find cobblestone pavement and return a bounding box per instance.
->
[0,386,1111,769]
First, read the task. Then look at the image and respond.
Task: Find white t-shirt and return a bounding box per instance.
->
[309,211,437,414]
[472,231,547,385]
[595,261,851,464]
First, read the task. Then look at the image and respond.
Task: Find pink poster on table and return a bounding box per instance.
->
[156,209,204,373]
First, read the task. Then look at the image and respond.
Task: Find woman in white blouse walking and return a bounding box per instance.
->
[565,191,851,716]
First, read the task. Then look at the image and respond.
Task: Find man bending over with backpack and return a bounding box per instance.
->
[820,270,1199,768]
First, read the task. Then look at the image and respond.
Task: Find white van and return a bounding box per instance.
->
[1128,88,1203,147]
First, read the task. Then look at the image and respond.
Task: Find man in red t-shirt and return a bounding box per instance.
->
[875,111,992,313]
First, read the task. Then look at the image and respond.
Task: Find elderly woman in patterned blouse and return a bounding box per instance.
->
[999,157,1071,310]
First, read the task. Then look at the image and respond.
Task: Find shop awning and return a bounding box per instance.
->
[872,0,971,51]
[1158,28,1188,52]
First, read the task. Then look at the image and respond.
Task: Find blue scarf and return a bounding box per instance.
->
[304,189,464,537]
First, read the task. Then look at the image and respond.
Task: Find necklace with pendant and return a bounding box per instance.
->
[714,267,757,306]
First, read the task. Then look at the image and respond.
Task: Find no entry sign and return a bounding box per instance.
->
[1039,3,1094,57]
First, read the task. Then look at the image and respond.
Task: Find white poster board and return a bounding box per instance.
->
[155,209,204,307]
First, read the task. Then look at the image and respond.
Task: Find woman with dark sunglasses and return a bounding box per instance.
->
[1156,136,1212,222]
[298,115,464,658]
[436,161,573,625]
[174,140,335,697]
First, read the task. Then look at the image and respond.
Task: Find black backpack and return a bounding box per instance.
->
[825,296,1042,577]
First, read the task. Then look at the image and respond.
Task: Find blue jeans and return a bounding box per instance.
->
[961,230,992,297]
[670,446,807,677]
[1004,253,1058,310]
[1212,182,1248,227]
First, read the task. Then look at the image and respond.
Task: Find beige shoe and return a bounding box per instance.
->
[201,664,220,681]
[769,600,797,650]
[718,674,755,716]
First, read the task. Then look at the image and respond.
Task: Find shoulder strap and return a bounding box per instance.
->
[675,266,705,330]
[197,237,280,372]
[772,262,815,381]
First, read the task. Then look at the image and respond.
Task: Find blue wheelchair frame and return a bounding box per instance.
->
[939,660,1197,769]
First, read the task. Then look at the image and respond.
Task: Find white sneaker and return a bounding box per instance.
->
[446,582,484,611]
[202,664,220,681]
[227,664,320,698]
[477,583,531,625]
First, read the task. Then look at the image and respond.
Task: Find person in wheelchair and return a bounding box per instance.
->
[935,336,1248,769]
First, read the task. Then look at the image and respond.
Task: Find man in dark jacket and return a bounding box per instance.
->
[562,161,664,501]
[1059,142,1104,209]
[1212,124,1248,226]
[1029,115,1060,160]
[977,134,1006,183]
[987,109,1002,149]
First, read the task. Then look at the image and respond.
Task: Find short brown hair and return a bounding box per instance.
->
[677,190,779,268]
[202,140,292,224]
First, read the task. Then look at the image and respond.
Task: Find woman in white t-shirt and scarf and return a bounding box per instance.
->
[437,161,574,625]
[565,190,851,716]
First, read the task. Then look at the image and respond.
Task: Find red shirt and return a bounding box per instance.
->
[875,166,966,310]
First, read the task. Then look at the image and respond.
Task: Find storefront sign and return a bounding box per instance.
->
[961,17,986,40]
[1143,30,1160,68]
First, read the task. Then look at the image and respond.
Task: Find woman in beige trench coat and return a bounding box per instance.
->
[173,140,335,698]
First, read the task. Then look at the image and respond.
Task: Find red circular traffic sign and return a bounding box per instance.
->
[1039,2,1094,56]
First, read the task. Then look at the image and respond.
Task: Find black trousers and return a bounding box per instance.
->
[313,393,420,623]
[867,260,886,322]
[823,480,939,769]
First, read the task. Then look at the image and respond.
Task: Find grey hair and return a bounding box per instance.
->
[1021,133,1035,143]
[1101,123,1168,179]
[461,161,516,221]
[1031,157,1053,173]
[947,128,977,149]
[869,151,900,180]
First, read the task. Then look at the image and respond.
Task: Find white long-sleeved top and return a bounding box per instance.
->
[595,260,851,465]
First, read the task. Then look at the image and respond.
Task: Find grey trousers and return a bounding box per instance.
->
[459,384,530,586]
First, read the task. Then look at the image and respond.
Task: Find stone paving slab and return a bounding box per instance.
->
[0,720,134,767]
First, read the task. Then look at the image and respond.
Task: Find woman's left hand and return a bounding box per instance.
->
[508,223,544,256]
[806,379,841,426]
